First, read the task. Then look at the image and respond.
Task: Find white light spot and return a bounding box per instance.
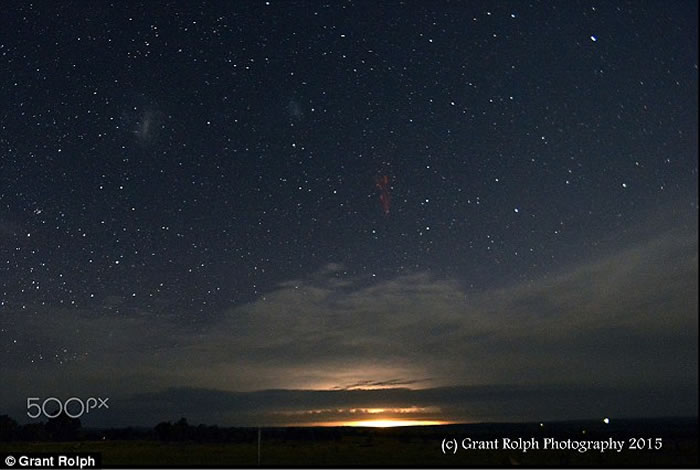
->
[590,35,597,42]
[621,183,627,188]
[514,208,519,213]
[603,417,610,424]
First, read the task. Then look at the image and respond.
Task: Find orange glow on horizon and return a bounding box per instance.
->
[317,419,449,427]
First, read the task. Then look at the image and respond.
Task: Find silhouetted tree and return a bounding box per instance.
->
[0,415,19,441]
[45,412,81,441]
[154,418,191,441]
[154,421,174,441]
[18,422,51,441]
[172,417,190,441]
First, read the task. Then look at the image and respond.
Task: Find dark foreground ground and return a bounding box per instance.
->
[1,417,697,467]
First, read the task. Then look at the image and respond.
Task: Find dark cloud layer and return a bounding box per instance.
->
[3,220,696,426]
[123,382,697,427]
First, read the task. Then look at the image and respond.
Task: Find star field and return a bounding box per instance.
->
[0,1,697,425]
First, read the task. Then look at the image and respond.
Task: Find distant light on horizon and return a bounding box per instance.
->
[343,419,447,427]
[313,419,450,428]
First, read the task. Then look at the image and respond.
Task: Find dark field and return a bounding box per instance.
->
[1,418,697,467]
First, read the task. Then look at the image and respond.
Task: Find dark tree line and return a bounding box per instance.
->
[153,417,256,443]
[1,413,81,441]
[2,413,356,443]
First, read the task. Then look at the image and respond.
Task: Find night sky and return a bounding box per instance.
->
[1,1,697,427]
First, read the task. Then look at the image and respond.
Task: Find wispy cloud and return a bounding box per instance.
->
[332,378,432,390]
[2,226,697,425]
